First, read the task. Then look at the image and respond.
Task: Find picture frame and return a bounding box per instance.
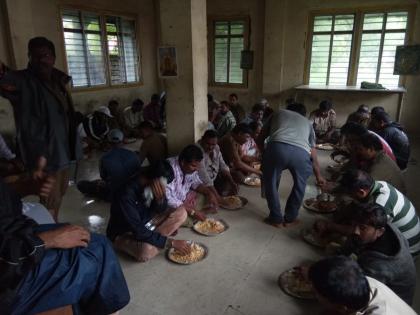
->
[158,46,178,78]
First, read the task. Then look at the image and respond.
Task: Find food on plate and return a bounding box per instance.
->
[279,268,315,299]
[222,196,243,209]
[194,218,226,234]
[244,176,261,186]
[169,242,206,264]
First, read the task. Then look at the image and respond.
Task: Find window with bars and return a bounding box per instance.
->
[306,9,410,88]
[309,15,355,85]
[210,18,248,86]
[61,9,140,88]
[357,12,408,87]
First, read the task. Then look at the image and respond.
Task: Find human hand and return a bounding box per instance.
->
[37,225,91,249]
[316,175,327,187]
[171,240,191,255]
[33,156,47,180]
[193,210,207,221]
[151,179,165,202]
[207,191,219,208]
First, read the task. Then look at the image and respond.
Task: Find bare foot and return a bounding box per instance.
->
[283,219,301,228]
[263,217,283,228]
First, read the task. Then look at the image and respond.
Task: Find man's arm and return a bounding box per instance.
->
[311,148,326,186]
[114,188,168,248]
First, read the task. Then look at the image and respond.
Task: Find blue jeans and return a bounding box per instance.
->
[262,142,312,223]
[11,224,130,315]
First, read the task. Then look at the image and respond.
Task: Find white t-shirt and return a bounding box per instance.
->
[356,277,417,315]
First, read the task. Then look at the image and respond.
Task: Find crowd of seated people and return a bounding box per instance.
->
[0,36,417,315]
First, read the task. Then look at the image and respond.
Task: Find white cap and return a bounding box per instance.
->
[97,106,113,117]
[107,129,124,143]
[259,98,268,106]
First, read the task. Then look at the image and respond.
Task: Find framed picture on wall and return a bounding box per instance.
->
[158,46,178,78]
[394,45,420,75]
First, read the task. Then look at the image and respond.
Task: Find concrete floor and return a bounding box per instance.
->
[28,139,420,315]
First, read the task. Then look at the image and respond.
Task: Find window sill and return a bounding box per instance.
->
[294,85,406,94]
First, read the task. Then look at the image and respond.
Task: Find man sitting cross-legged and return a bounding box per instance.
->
[197,130,238,201]
[317,169,420,257]
[108,160,190,262]
[307,256,417,315]
[0,165,129,314]
[335,203,416,305]
[166,145,219,220]
[219,123,262,184]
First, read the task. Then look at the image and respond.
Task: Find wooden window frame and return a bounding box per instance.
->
[59,5,143,92]
[208,15,250,89]
[303,5,416,88]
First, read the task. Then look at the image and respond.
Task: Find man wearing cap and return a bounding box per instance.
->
[77,106,113,153]
[0,37,82,221]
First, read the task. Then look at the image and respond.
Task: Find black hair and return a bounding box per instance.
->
[359,132,382,152]
[220,100,229,107]
[28,37,56,57]
[151,94,160,102]
[371,110,392,124]
[339,169,374,192]
[229,93,238,99]
[179,144,203,163]
[357,104,369,114]
[132,98,144,107]
[142,160,174,183]
[251,103,265,113]
[108,100,119,106]
[371,106,385,117]
[249,121,260,133]
[351,203,387,229]
[340,122,368,137]
[308,256,370,311]
[319,100,333,111]
[286,103,307,117]
[207,94,214,102]
[139,120,154,130]
[232,123,253,135]
[202,129,218,140]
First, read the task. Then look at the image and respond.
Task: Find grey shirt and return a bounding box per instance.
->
[266,109,315,153]
[196,141,229,186]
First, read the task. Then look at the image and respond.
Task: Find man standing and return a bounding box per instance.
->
[258,103,325,227]
[197,130,238,199]
[216,101,236,138]
[0,37,82,221]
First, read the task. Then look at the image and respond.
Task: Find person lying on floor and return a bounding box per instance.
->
[335,203,416,305]
[219,123,262,184]
[307,256,417,315]
[107,160,191,262]
[166,145,219,220]
[317,169,420,258]
[197,130,238,200]
[0,165,129,315]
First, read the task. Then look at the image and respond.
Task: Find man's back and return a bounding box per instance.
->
[268,109,315,153]
[369,151,406,194]
[379,123,410,169]
[140,133,167,163]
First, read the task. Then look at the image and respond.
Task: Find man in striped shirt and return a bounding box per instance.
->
[339,169,420,256]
